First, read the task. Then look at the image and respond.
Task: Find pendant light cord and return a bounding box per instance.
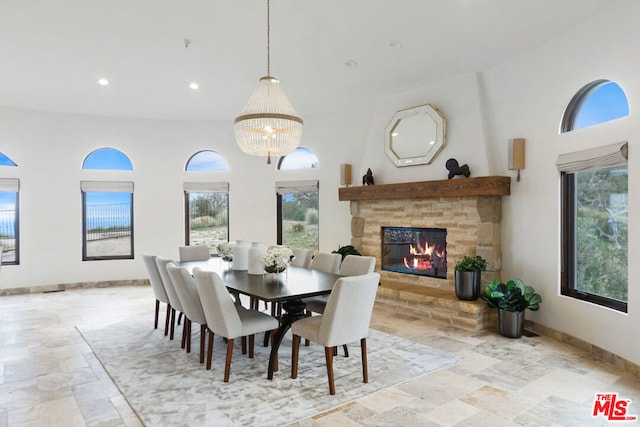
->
[266,0,271,77]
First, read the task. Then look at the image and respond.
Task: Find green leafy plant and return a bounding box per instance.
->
[454,255,487,272]
[332,245,361,260]
[480,278,542,312]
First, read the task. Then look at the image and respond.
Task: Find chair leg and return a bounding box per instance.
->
[241,336,247,355]
[248,334,255,358]
[343,344,349,358]
[177,311,183,325]
[186,319,192,353]
[325,346,336,395]
[224,338,234,382]
[181,318,187,349]
[169,308,176,340]
[206,330,214,370]
[154,299,160,329]
[164,304,171,336]
[200,325,206,364]
[291,334,300,379]
[361,338,368,383]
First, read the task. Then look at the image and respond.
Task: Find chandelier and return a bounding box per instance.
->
[234,0,303,164]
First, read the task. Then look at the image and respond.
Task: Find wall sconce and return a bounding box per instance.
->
[508,138,526,181]
[340,164,352,187]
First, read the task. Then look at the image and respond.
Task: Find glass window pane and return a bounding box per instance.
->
[83,191,133,259]
[83,148,133,170]
[277,147,319,170]
[280,191,319,252]
[186,151,230,172]
[574,167,628,302]
[187,192,229,252]
[564,81,629,133]
[0,152,17,167]
[0,191,18,264]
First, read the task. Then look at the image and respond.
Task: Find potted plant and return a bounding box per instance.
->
[480,278,542,338]
[454,255,487,300]
[332,245,361,260]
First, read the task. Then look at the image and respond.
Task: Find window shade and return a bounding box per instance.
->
[275,180,319,194]
[80,181,134,193]
[0,178,19,192]
[556,141,628,173]
[183,182,229,193]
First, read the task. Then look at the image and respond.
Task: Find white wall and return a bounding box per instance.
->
[479,0,640,365]
[356,0,639,365]
[0,106,370,289]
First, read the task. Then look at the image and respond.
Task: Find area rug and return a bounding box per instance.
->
[78,317,458,426]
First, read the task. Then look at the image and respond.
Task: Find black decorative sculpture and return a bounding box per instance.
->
[362,168,375,186]
[445,158,470,179]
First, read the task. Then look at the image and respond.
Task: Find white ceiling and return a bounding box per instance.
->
[0,0,616,121]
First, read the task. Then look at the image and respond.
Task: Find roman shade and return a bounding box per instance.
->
[556,141,628,173]
[183,182,229,193]
[0,178,19,192]
[80,181,133,193]
[275,180,318,194]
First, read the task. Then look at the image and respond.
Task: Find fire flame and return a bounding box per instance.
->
[402,241,443,271]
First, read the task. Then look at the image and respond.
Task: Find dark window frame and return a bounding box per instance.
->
[1,191,20,266]
[82,191,134,261]
[184,190,230,247]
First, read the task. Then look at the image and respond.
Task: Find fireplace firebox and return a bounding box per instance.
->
[381,226,447,278]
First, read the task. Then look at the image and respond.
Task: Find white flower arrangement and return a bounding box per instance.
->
[262,246,294,273]
[217,242,233,260]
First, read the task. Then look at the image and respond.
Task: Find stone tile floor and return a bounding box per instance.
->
[0,285,638,426]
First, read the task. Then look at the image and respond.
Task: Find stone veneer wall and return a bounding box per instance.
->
[350,196,503,292]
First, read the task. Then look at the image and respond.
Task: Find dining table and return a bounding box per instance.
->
[178,258,342,380]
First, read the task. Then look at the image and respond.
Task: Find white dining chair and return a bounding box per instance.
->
[291,273,380,395]
[178,245,210,262]
[168,264,208,363]
[193,268,279,382]
[156,257,186,344]
[308,252,342,274]
[142,254,171,335]
[290,248,312,268]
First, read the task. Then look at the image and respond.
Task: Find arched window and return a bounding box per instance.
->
[0,152,17,166]
[185,150,230,172]
[277,147,319,170]
[561,80,629,133]
[82,148,133,170]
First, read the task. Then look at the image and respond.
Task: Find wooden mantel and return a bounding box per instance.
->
[338,176,511,201]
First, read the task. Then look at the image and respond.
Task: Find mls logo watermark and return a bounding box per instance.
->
[592,393,637,422]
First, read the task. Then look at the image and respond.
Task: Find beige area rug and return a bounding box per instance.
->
[78,316,458,427]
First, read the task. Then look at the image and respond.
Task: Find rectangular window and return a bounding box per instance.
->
[276,180,319,252]
[0,178,20,265]
[81,181,134,261]
[184,182,229,254]
[559,142,628,312]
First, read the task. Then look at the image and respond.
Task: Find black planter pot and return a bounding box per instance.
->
[498,309,525,338]
[454,271,481,300]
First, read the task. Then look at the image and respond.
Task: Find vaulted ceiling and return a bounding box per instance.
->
[0,0,616,120]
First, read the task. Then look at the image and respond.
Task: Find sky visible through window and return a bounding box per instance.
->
[186,150,230,171]
[83,148,133,170]
[573,82,628,130]
[278,147,318,170]
[0,152,17,166]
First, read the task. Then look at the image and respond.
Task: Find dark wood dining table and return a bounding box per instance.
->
[178,258,341,379]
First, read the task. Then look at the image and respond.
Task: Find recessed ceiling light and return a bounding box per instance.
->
[388,40,402,49]
[97,78,109,86]
[189,82,199,90]
[345,59,358,68]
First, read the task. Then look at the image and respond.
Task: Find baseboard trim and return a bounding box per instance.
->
[0,279,149,296]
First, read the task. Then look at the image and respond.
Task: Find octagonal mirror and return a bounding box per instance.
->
[384,104,446,167]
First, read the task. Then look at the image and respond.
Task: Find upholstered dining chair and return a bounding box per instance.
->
[178,245,210,262]
[155,257,186,344]
[290,248,312,268]
[193,267,279,382]
[167,264,209,363]
[291,272,380,395]
[308,252,342,274]
[142,254,171,335]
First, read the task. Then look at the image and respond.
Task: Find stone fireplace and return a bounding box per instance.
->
[339,176,510,330]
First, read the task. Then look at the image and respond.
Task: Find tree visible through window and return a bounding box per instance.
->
[560,80,629,312]
[277,181,319,252]
[185,191,229,252]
